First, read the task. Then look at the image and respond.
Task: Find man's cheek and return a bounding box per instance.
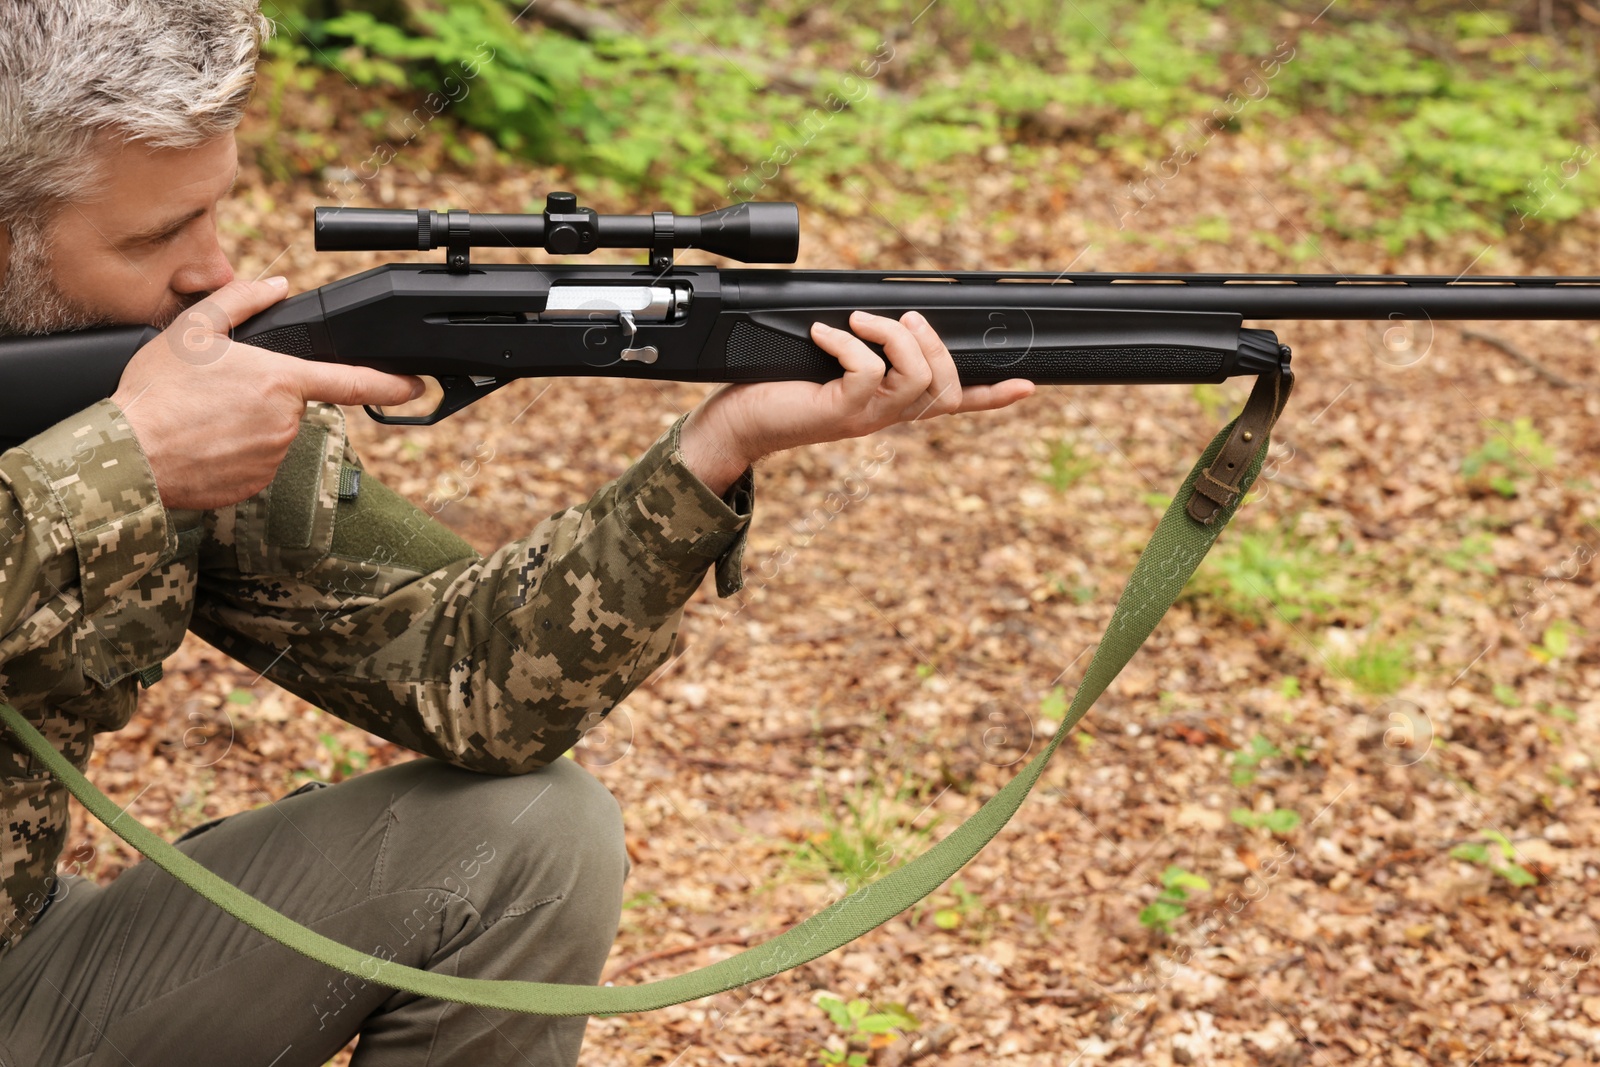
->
[75,255,176,326]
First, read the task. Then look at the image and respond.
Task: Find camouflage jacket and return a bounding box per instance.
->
[0,399,752,960]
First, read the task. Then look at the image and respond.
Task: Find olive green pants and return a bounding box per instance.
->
[0,755,630,1067]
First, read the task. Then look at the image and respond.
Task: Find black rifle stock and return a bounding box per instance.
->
[1,191,1596,445]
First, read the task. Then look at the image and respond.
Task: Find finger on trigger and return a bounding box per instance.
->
[298,361,424,407]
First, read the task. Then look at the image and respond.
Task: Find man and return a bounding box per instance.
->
[0,2,1032,1065]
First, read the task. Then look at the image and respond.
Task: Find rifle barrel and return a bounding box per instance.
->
[722,271,1600,320]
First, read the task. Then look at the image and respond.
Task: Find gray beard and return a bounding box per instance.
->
[0,221,114,337]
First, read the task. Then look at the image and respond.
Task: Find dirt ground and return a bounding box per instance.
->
[54,53,1600,1067]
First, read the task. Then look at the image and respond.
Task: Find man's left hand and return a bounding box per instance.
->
[680,310,1034,495]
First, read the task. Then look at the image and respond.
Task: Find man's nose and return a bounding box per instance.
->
[171,228,235,298]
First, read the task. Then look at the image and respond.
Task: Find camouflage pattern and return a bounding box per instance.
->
[0,398,752,960]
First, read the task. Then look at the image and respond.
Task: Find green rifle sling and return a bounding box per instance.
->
[0,376,1283,1017]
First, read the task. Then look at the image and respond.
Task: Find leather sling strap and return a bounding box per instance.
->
[0,364,1292,1017]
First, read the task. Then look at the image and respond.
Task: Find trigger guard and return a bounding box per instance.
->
[362,374,507,425]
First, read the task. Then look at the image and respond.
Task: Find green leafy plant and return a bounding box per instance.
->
[1275,14,1593,250]
[1462,417,1556,498]
[814,995,920,1066]
[247,42,329,182]
[789,777,942,894]
[1230,734,1281,787]
[1441,531,1499,576]
[1546,704,1578,724]
[1139,864,1210,933]
[1189,382,1231,422]
[262,1,1600,253]
[1188,529,1350,625]
[908,877,994,940]
[1530,620,1575,664]
[1450,829,1537,888]
[1039,685,1068,732]
[1230,807,1301,834]
[1328,633,1411,696]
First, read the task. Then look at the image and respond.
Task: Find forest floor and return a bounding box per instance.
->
[57,38,1600,1067]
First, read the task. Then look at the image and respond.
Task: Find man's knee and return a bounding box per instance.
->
[383,756,629,914]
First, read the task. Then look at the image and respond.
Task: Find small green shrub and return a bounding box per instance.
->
[1328,634,1411,696]
[1188,530,1350,626]
[1230,734,1280,787]
[1139,865,1210,932]
[814,996,920,1067]
[1462,417,1556,498]
[1441,531,1499,576]
[260,2,1600,250]
[789,778,942,894]
[907,877,995,942]
[1230,807,1301,834]
[1450,829,1537,888]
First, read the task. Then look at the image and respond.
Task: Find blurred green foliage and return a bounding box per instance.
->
[1461,416,1557,497]
[1268,14,1596,251]
[1138,864,1210,933]
[260,0,1600,248]
[1327,632,1413,696]
[1186,526,1355,626]
[1450,828,1538,887]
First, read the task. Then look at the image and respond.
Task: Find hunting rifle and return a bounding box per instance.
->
[2,190,1597,444]
[0,194,1592,1017]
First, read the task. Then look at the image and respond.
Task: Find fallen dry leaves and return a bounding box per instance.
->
[50,56,1600,1067]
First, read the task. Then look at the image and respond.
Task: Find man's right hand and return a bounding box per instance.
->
[111,277,424,511]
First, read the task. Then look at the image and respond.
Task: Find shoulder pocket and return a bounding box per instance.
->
[266,423,329,551]
[234,404,345,577]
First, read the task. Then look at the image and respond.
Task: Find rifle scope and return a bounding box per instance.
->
[314,192,800,271]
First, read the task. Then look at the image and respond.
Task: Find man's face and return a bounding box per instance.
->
[0,132,239,334]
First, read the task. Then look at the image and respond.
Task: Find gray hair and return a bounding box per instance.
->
[0,0,273,227]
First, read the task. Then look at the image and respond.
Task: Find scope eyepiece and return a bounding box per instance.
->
[312,192,800,268]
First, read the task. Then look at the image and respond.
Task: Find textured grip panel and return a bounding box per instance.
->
[246,324,314,356]
[726,320,834,376]
[723,320,1227,383]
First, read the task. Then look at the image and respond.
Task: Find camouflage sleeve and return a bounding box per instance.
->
[189,402,753,774]
[0,399,177,953]
[0,398,176,627]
